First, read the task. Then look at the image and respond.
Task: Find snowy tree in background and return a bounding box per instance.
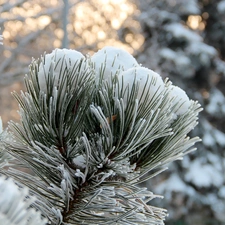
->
[0,46,201,224]
[136,0,225,223]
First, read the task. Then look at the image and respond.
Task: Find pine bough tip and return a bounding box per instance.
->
[0,46,202,225]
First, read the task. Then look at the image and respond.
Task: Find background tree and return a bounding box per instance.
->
[137,0,225,224]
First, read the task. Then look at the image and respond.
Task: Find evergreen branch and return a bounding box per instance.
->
[1,47,202,224]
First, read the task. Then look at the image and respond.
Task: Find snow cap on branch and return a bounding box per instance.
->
[38,48,86,93]
[91,46,139,84]
[168,85,191,116]
[91,47,191,117]
[117,67,165,107]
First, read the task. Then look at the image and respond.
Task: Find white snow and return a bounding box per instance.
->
[75,169,86,184]
[189,42,217,56]
[185,159,224,187]
[217,1,225,13]
[206,152,224,173]
[218,186,225,198]
[159,48,176,60]
[38,48,85,93]
[168,85,190,116]
[213,129,225,147]
[159,48,191,67]
[181,0,200,14]
[159,48,193,77]
[157,174,195,196]
[206,193,225,221]
[206,88,225,114]
[73,155,86,169]
[215,58,225,75]
[117,67,164,107]
[165,23,202,42]
[202,132,215,147]
[91,46,139,84]
[0,177,23,204]
[176,55,191,67]
[188,42,217,65]
[202,119,225,147]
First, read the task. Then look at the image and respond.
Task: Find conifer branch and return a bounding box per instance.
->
[1,47,202,224]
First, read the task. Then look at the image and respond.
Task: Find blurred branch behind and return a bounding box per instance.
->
[0,0,144,125]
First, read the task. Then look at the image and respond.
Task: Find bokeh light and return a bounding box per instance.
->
[0,0,144,125]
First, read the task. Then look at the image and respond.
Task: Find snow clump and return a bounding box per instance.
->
[168,85,191,117]
[91,46,139,84]
[37,46,192,118]
[38,48,87,93]
[116,67,165,107]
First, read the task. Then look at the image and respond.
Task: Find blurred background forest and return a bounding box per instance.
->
[0,0,225,224]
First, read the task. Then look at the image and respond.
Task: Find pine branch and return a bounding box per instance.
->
[1,47,202,224]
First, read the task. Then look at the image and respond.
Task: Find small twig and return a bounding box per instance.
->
[62,0,69,48]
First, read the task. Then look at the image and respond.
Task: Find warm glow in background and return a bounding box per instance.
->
[0,0,207,126]
[0,0,144,126]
